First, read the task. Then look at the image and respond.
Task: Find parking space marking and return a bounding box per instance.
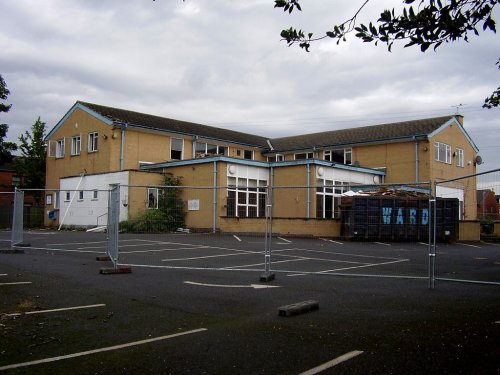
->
[233,235,241,242]
[320,238,344,245]
[4,304,106,317]
[0,328,208,371]
[299,350,363,375]
[0,282,32,286]
[457,242,482,248]
[375,242,391,246]
[277,237,291,243]
[28,246,105,254]
[0,273,7,276]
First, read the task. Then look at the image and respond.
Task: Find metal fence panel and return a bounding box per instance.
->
[107,186,120,267]
[435,168,500,285]
[115,185,269,272]
[267,183,435,280]
[11,189,24,247]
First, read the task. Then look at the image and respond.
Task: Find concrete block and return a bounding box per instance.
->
[278,300,319,317]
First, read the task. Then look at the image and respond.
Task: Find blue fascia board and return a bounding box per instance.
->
[140,156,270,170]
[140,156,386,176]
[427,116,480,153]
[45,102,114,141]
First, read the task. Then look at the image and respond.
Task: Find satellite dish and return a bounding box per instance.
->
[475,155,483,165]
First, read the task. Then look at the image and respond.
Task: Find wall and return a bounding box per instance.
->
[56,171,130,228]
[458,221,480,241]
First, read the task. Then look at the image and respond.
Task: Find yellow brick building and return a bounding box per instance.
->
[44,101,478,235]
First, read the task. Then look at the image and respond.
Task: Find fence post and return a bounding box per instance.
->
[107,185,120,267]
[260,185,275,282]
[428,181,436,289]
[10,188,29,250]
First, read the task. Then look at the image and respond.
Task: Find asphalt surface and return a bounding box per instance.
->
[0,230,499,374]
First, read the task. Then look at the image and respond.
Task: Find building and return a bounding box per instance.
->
[43,101,479,235]
[477,189,499,220]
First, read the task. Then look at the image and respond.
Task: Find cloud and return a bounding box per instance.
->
[0,0,498,173]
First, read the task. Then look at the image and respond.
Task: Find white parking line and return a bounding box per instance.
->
[457,242,482,248]
[4,304,106,317]
[0,328,207,371]
[277,237,291,243]
[320,238,343,245]
[233,235,241,242]
[375,242,391,246]
[0,282,32,286]
[299,350,363,375]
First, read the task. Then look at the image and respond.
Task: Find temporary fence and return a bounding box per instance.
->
[5,175,499,288]
[433,168,500,286]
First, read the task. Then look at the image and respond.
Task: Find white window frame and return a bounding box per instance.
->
[54,192,60,209]
[71,135,81,156]
[316,179,349,219]
[171,138,184,160]
[194,142,228,157]
[56,138,65,158]
[243,150,254,160]
[92,190,99,200]
[64,191,71,202]
[88,132,99,153]
[324,148,352,165]
[456,148,464,167]
[148,188,159,209]
[78,190,84,201]
[227,177,267,218]
[434,142,451,164]
[294,152,314,160]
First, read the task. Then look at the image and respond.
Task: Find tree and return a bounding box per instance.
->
[276,0,499,108]
[0,74,17,164]
[16,117,47,195]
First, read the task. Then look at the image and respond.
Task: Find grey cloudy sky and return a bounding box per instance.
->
[1,0,499,171]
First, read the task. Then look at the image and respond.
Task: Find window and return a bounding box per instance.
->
[316,179,348,219]
[456,148,464,167]
[195,142,228,157]
[171,138,183,160]
[78,191,84,201]
[88,132,99,152]
[54,192,60,209]
[92,190,99,200]
[434,142,451,164]
[71,135,81,155]
[65,191,71,201]
[46,194,52,205]
[243,150,253,160]
[295,152,314,160]
[56,138,65,158]
[267,154,284,162]
[227,177,267,218]
[148,188,159,209]
[324,148,352,165]
[11,175,21,186]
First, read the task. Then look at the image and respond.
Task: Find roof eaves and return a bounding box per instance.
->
[428,116,479,153]
[45,101,114,141]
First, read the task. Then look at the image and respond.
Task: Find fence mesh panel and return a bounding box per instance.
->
[117,185,267,272]
[435,168,500,285]
[266,183,435,279]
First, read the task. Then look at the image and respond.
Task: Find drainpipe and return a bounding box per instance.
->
[307,163,311,219]
[213,160,217,233]
[120,123,127,171]
[414,136,419,184]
